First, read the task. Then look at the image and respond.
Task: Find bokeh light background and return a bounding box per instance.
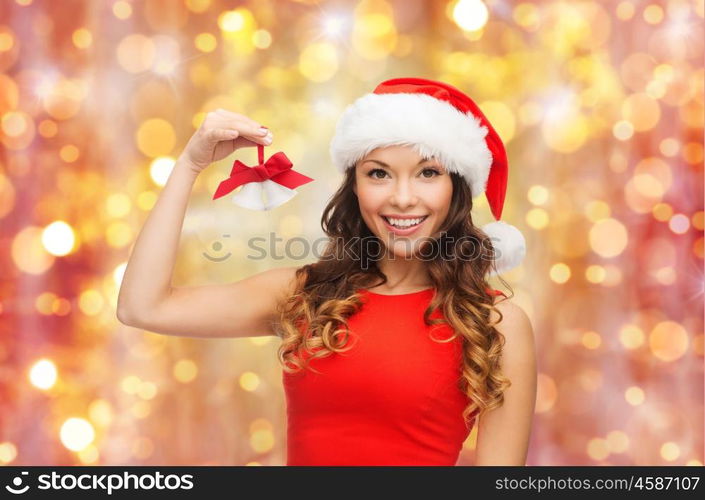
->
[0,0,703,466]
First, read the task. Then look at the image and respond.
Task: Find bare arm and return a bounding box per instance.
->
[116,157,199,324]
[116,109,287,337]
[474,299,537,465]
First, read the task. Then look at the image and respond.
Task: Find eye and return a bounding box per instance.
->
[421,167,441,178]
[367,168,388,179]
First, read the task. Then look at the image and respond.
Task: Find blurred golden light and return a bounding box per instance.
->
[186,0,211,14]
[106,193,131,218]
[643,4,664,24]
[452,0,489,31]
[660,442,680,461]
[622,93,661,131]
[619,324,645,349]
[299,42,338,82]
[585,265,606,284]
[615,1,635,20]
[352,9,397,60]
[173,359,198,383]
[249,336,272,346]
[131,401,152,419]
[117,34,155,73]
[649,321,689,362]
[77,444,99,464]
[149,156,176,186]
[606,430,629,453]
[1,110,31,137]
[219,10,246,32]
[29,358,57,390]
[587,438,610,460]
[113,262,127,289]
[43,79,84,120]
[239,372,260,392]
[682,142,704,164]
[526,208,549,230]
[581,331,601,350]
[151,35,181,75]
[692,211,704,230]
[589,218,627,257]
[601,264,623,287]
[513,2,540,31]
[12,226,54,274]
[652,202,673,221]
[59,144,80,163]
[613,120,634,140]
[121,375,142,394]
[481,101,516,143]
[137,119,176,158]
[137,381,157,400]
[137,191,157,211]
[252,30,272,49]
[88,399,113,428]
[72,28,92,49]
[625,386,645,405]
[112,0,133,19]
[527,185,549,206]
[0,30,14,51]
[35,292,56,315]
[42,221,76,256]
[250,429,275,453]
[106,221,133,248]
[584,200,611,222]
[549,263,571,284]
[0,442,18,464]
[542,108,588,153]
[668,214,690,234]
[37,119,57,137]
[195,33,217,53]
[535,373,557,413]
[60,418,95,452]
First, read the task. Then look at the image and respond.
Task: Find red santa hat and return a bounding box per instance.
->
[329,77,526,275]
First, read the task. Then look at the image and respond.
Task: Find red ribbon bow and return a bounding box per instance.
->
[212,144,314,200]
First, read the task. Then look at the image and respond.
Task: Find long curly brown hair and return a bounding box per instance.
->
[275,165,514,427]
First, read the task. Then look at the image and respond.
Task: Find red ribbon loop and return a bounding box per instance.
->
[212,144,314,200]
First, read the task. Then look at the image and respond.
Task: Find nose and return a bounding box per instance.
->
[389,177,418,209]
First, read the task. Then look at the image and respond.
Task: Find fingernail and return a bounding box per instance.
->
[259,126,269,135]
[264,136,272,144]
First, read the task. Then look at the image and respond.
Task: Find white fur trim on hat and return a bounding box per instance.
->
[329,92,493,198]
[481,221,527,275]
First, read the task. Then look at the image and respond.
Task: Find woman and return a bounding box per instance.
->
[117,77,537,466]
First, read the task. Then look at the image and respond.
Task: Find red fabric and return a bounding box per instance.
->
[282,287,507,466]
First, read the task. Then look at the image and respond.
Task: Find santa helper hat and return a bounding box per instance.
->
[329,77,526,275]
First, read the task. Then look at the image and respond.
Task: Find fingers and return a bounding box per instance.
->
[210,109,272,144]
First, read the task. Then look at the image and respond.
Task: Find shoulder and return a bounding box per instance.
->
[267,265,301,300]
[490,296,535,360]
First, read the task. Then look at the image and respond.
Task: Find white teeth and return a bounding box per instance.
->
[384,216,426,228]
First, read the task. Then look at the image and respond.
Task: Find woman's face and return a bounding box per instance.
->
[353,144,453,259]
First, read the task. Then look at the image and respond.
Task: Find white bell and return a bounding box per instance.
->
[230,180,298,211]
[230,182,266,210]
[261,180,297,210]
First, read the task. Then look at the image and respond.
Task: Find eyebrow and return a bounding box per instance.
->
[361,158,434,168]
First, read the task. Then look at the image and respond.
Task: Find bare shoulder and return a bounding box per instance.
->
[266,265,301,304]
[490,296,535,354]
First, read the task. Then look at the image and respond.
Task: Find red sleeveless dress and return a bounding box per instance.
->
[282,287,507,466]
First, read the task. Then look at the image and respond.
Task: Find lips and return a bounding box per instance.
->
[380,215,429,235]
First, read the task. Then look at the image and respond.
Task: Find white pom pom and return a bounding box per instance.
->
[481,221,527,275]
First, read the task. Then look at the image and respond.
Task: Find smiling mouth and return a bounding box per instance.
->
[381,215,429,230]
